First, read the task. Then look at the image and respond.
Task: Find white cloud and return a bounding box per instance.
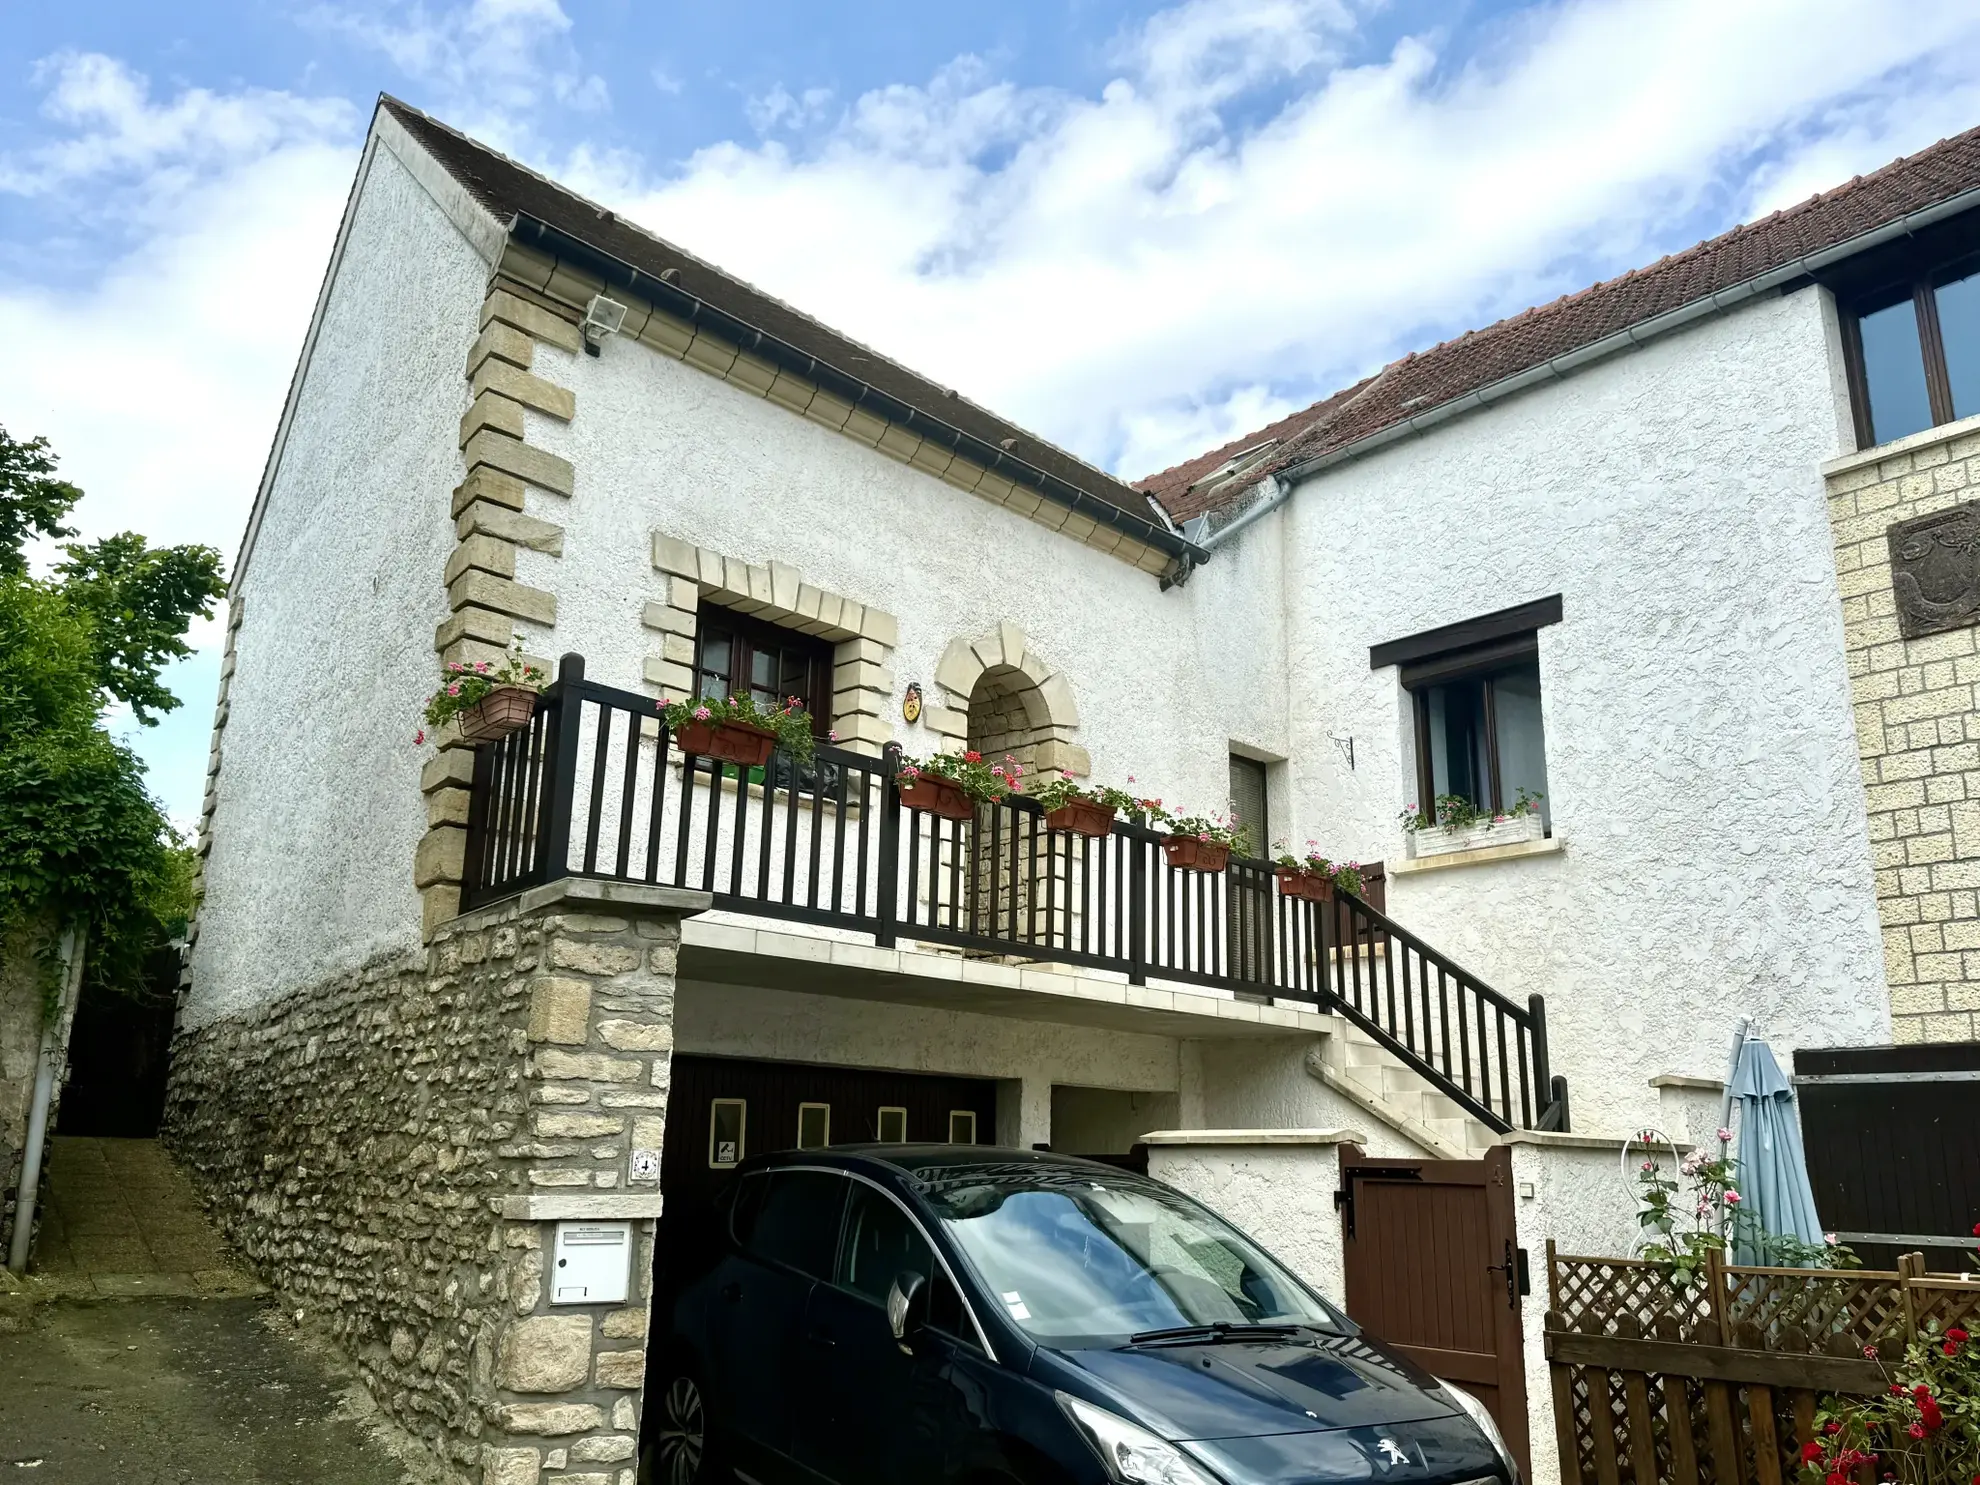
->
[556,0,1980,479]
[303,0,609,145]
[10,0,1980,811]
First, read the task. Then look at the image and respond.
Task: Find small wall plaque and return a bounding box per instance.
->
[902,682,923,724]
[1890,499,1980,639]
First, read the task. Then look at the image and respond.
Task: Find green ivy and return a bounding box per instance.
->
[0,425,225,1021]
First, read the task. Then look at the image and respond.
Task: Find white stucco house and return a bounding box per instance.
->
[160,95,1980,1485]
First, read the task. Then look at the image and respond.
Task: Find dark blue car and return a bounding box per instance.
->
[642,1145,1518,1485]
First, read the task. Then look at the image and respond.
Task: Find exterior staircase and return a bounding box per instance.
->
[1306,1013,1500,1159]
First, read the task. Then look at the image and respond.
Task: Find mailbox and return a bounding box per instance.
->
[550,1220,633,1305]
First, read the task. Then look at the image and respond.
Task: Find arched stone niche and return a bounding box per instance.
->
[930,623,1088,778]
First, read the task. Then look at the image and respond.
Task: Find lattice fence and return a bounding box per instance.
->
[1547,1246,1980,1485]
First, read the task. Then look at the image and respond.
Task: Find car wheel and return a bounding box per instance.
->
[649,1368,710,1485]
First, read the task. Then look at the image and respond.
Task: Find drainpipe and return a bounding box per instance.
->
[8,926,85,1274]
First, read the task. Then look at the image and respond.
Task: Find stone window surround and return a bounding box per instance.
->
[645,534,899,756]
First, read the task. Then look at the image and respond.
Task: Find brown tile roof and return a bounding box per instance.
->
[1140,123,1980,523]
[378,97,1179,546]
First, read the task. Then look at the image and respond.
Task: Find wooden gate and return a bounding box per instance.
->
[1338,1144,1531,1478]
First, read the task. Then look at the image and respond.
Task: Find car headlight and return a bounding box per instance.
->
[1058,1393,1225,1485]
[1439,1383,1521,1485]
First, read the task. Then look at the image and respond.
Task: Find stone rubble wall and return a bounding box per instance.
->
[165,889,688,1485]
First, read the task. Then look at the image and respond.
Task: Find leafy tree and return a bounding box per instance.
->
[0,429,78,576]
[0,425,227,1014]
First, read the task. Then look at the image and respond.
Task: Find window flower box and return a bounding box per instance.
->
[898,775,975,821]
[1162,836,1231,873]
[1407,811,1544,859]
[1044,800,1116,838]
[674,718,778,768]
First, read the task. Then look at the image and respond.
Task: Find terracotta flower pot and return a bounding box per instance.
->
[898,775,975,821]
[456,685,538,744]
[1044,800,1116,839]
[1275,867,1335,902]
[1162,835,1231,873]
[675,718,778,768]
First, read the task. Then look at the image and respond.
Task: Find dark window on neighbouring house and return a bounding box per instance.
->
[1227,755,1268,855]
[692,603,834,736]
[1842,249,1980,449]
[1371,597,1561,832]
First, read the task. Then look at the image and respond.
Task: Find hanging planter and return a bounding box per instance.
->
[1162,836,1231,873]
[417,640,548,749]
[660,694,816,769]
[898,775,975,821]
[1044,799,1116,839]
[455,685,539,743]
[1274,866,1334,902]
[674,718,777,768]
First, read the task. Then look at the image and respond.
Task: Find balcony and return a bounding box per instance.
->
[458,656,1569,1134]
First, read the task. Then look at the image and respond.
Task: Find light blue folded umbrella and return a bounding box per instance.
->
[1721,1031,1826,1265]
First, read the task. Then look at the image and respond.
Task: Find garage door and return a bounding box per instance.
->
[661,1055,999,1221]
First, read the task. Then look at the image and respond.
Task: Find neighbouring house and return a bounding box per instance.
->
[160,94,1980,1485]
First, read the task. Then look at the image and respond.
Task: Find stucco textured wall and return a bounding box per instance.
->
[509,332,1287,822]
[1148,1141,1351,1304]
[1256,288,1888,1135]
[186,146,487,1027]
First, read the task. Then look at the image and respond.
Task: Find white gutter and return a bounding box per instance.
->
[1200,180,1980,553]
[8,927,85,1274]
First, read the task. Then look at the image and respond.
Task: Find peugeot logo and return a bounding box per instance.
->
[1376,1438,1410,1467]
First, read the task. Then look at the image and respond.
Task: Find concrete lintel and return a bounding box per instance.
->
[1140,1127,1367,1147]
[497,1194,666,1221]
[517,878,714,917]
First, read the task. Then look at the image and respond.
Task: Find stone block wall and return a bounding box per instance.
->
[1824,413,1980,1041]
[165,882,702,1484]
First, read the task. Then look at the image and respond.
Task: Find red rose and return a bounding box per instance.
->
[1801,1442,1825,1463]
[1824,1422,1841,1436]
[1921,1399,1943,1434]
[1825,1473,1843,1485]
[1949,1327,1970,1343]
[1947,1341,1960,1357]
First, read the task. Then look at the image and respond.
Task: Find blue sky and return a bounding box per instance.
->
[6,0,1980,829]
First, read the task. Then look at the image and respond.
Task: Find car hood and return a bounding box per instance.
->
[1050,1328,1463,1443]
[1185,1415,1506,1485]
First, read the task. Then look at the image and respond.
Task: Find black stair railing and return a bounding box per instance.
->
[458,655,1569,1133]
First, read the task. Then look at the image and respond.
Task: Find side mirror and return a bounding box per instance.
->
[887,1270,929,1348]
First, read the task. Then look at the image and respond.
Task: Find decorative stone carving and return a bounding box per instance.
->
[1889,500,1980,639]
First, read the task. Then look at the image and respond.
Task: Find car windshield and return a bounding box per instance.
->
[923,1167,1339,1345]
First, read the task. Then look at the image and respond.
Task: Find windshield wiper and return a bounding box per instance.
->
[1126,1322,1304,1347]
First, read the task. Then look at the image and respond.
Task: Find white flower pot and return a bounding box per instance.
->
[1407,811,1545,859]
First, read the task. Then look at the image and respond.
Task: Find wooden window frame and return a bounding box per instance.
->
[691,602,835,737]
[1840,255,1980,449]
[1403,637,1542,823]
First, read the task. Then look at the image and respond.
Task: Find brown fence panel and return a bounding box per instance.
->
[1545,1246,1980,1485]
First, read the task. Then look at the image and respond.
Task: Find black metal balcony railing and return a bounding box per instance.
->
[459,656,1569,1135]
